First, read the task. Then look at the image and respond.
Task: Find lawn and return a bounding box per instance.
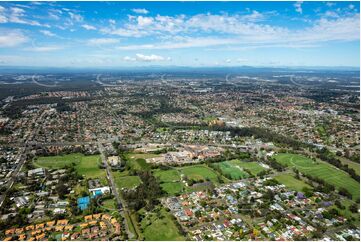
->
[140,207,185,241]
[228,160,265,176]
[179,165,218,183]
[160,182,184,195]
[75,155,107,184]
[154,169,181,183]
[274,174,311,192]
[102,198,116,210]
[125,153,159,171]
[33,153,84,169]
[211,161,249,180]
[34,153,107,184]
[126,153,160,160]
[274,153,360,200]
[112,172,142,190]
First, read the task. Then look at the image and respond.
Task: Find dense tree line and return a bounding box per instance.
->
[266,157,286,172]
[122,171,164,211]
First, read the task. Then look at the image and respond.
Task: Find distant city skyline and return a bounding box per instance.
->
[0,1,359,67]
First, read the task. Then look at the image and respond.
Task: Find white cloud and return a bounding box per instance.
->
[82,24,96,30]
[106,11,359,48]
[87,38,120,45]
[0,14,6,23]
[8,7,44,26]
[294,1,303,14]
[69,12,83,22]
[137,16,153,26]
[23,46,62,52]
[324,11,339,18]
[326,2,336,7]
[131,8,149,14]
[349,4,355,10]
[123,56,135,61]
[40,30,56,37]
[131,53,169,62]
[116,37,238,50]
[0,29,27,47]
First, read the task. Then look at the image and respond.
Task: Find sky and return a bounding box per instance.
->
[0,1,359,68]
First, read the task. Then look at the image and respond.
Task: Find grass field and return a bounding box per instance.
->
[154,166,218,195]
[34,153,107,184]
[75,155,106,181]
[228,160,265,176]
[127,153,160,160]
[112,172,142,190]
[140,207,185,241]
[179,165,218,183]
[274,153,360,200]
[160,182,184,195]
[102,198,116,210]
[34,153,84,169]
[125,153,160,171]
[154,169,181,183]
[274,174,312,192]
[212,161,249,180]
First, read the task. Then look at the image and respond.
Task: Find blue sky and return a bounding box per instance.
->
[0,1,359,67]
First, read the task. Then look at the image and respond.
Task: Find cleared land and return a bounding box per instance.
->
[228,160,265,176]
[274,174,311,192]
[140,207,185,241]
[112,171,142,190]
[274,153,360,200]
[211,161,249,180]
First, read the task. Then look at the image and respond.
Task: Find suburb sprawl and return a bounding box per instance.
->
[0,68,359,241]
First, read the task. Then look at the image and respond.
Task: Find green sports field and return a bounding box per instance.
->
[154,169,181,183]
[112,171,142,190]
[125,153,159,171]
[274,174,311,192]
[228,160,266,176]
[274,153,360,200]
[34,153,84,169]
[212,161,249,180]
[155,165,218,195]
[179,165,218,183]
[160,182,184,195]
[34,153,107,184]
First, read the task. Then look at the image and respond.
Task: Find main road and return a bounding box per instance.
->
[97,141,137,240]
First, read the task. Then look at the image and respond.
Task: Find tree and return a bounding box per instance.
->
[56,183,68,199]
[349,203,358,213]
